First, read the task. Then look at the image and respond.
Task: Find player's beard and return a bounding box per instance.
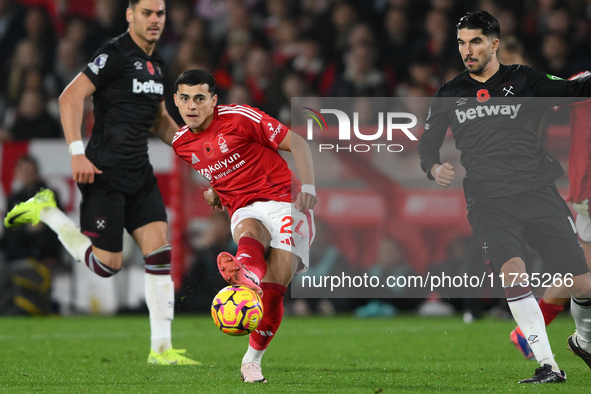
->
[465,56,490,75]
[144,29,161,44]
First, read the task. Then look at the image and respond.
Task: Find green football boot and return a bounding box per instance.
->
[147,348,202,365]
[4,188,57,228]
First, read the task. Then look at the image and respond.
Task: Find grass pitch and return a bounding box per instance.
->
[1,313,590,392]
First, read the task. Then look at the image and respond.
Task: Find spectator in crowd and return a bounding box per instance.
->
[0,154,63,267]
[420,9,456,69]
[395,53,440,97]
[0,87,61,142]
[290,32,334,96]
[6,39,43,105]
[44,37,85,98]
[498,35,532,66]
[244,46,273,110]
[225,84,252,106]
[330,43,390,97]
[21,6,55,72]
[0,0,26,89]
[90,0,125,49]
[327,1,358,62]
[211,29,253,93]
[540,32,581,78]
[381,6,413,85]
[269,18,299,68]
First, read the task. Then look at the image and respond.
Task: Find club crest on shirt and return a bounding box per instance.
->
[88,53,108,75]
[218,135,229,153]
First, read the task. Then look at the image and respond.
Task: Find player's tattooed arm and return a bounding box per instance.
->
[59,72,103,183]
[278,130,317,212]
[204,187,223,211]
[150,101,179,146]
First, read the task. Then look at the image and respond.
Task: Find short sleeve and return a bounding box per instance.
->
[227,105,289,149]
[82,44,126,90]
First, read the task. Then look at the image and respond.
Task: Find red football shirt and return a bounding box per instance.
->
[173,104,301,215]
[567,99,591,203]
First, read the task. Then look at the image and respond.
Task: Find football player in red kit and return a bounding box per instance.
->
[171,69,316,383]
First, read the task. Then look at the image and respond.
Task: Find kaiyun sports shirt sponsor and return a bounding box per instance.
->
[173,104,300,215]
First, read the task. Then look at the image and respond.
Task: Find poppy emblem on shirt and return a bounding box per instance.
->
[204,142,214,158]
[147,61,155,75]
[476,89,490,102]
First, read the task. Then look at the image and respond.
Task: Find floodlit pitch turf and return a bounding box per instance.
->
[1,314,590,392]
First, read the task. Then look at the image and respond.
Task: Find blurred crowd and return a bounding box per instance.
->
[2,0,591,139]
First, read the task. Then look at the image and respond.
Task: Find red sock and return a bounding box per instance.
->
[539,298,564,326]
[236,236,267,281]
[249,283,286,350]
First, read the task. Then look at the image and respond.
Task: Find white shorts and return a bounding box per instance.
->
[231,201,315,274]
[572,199,591,243]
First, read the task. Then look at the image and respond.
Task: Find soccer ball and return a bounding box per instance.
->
[211,285,263,336]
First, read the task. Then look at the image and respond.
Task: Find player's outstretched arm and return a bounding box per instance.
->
[150,101,179,146]
[59,72,103,183]
[430,162,455,187]
[278,130,317,211]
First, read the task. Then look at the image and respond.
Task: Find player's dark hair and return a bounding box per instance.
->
[456,11,500,39]
[175,69,216,95]
[129,0,141,8]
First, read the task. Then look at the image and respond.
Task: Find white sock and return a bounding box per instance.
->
[39,206,91,262]
[571,297,591,352]
[145,273,174,353]
[508,294,559,371]
[242,345,266,365]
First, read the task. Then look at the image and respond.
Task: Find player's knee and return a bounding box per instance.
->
[91,248,123,270]
[569,273,591,299]
[500,257,526,276]
[86,249,121,277]
[235,220,271,245]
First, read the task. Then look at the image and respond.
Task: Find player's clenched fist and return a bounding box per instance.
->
[431,162,455,187]
[295,192,317,212]
[204,187,223,211]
